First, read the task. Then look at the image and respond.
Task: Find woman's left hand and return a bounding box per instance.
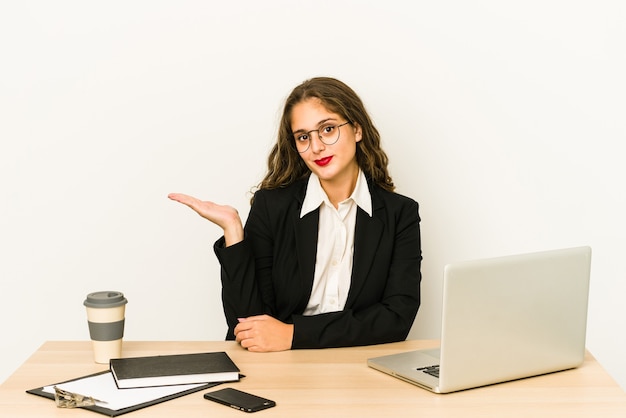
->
[234,315,294,352]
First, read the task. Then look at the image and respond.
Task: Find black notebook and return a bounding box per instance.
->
[110,352,240,389]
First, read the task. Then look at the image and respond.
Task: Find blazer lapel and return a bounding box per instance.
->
[295,209,319,277]
[293,199,319,313]
[346,197,384,306]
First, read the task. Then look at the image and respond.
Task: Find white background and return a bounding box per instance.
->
[1,1,624,390]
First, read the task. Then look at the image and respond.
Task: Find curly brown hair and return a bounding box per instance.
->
[257,77,394,193]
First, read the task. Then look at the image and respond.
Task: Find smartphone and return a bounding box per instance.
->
[204,387,276,413]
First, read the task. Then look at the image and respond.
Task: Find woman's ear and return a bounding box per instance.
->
[353,123,363,143]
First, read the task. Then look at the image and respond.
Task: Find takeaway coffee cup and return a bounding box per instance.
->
[84,291,128,364]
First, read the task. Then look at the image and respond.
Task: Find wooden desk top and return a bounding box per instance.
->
[1,340,626,417]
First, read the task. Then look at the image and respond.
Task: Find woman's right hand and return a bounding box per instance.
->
[168,193,244,246]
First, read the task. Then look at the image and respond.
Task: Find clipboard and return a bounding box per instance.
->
[26,370,223,416]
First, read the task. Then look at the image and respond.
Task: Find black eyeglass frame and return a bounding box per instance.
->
[293,121,351,153]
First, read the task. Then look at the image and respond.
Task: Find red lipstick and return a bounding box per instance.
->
[314,156,333,166]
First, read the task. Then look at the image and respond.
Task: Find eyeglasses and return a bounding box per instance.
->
[293,121,351,153]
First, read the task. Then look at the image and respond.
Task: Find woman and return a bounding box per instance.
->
[169,77,421,351]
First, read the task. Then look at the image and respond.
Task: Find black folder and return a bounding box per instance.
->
[26,370,222,416]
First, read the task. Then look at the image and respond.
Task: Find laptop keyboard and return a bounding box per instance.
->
[417,365,440,378]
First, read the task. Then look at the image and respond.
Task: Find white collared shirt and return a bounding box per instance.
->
[299,170,372,315]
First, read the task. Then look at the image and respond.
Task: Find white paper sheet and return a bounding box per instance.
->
[42,371,207,411]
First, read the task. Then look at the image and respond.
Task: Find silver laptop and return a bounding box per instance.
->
[368,246,592,393]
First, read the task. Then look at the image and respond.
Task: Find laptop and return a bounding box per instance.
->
[367,246,592,393]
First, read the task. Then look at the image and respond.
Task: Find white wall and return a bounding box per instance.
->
[2,1,624,390]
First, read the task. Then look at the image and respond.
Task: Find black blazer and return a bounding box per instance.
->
[214,177,421,349]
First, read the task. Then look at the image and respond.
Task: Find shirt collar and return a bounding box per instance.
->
[300,170,373,218]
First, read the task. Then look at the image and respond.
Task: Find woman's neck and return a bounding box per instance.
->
[319,167,360,208]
